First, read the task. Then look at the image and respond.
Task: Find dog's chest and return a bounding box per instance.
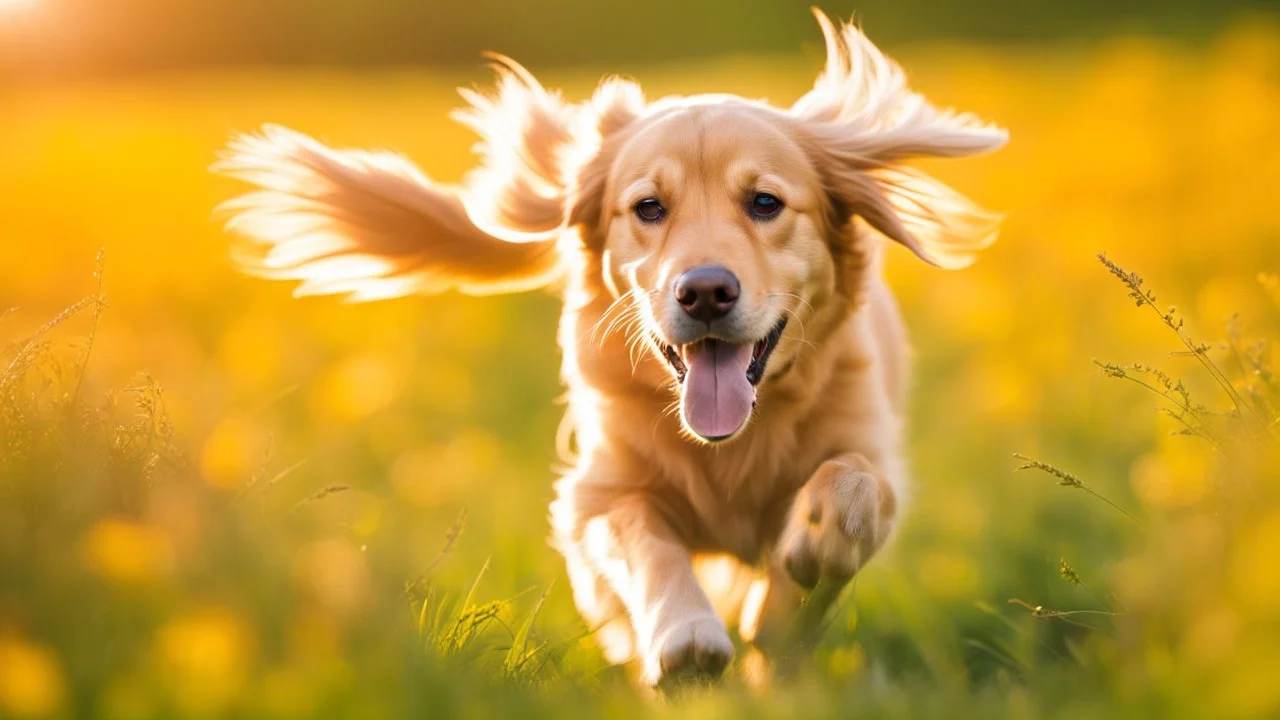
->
[680,444,819,562]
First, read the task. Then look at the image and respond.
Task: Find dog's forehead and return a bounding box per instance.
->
[611,103,810,183]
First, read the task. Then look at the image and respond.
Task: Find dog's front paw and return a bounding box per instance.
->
[777,456,884,590]
[644,613,734,687]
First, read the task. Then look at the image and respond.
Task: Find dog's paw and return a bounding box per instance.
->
[644,613,734,687]
[777,456,883,590]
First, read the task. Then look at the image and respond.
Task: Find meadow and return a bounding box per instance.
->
[2,21,1279,718]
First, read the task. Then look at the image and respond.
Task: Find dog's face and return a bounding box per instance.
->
[595,103,839,442]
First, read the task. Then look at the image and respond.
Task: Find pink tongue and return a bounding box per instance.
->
[681,340,756,439]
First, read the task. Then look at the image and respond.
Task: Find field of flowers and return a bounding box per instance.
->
[1,21,1278,718]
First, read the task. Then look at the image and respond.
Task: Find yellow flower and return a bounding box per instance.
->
[918,550,979,600]
[82,518,173,584]
[154,609,254,716]
[0,638,66,718]
[200,415,271,490]
[312,352,411,422]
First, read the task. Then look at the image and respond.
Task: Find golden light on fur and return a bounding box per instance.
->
[215,10,1007,687]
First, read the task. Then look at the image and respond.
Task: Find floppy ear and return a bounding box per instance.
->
[794,11,1007,269]
[213,56,579,300]
[565,77,647,245]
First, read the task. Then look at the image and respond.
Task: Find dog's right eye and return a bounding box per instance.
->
[634,198,666,223]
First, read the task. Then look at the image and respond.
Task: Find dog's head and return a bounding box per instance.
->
[562,14,1007,442]
[575,102,840,441]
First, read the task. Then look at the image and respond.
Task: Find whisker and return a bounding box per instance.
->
[603,307,647,357]
[775,305,818,353]
[626,328,648,376]
[590,289,643,345]
[588,295,626,340]
[647,389,684,444]
[588,284,676,379]
[768,292,814,316]
[781,337,819,353]
[662,398,682,420]
[621,314,654,377]
[767,296,820,357]
[608,305,641,341]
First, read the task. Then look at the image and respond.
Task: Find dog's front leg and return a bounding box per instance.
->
[580,495,734,686]
[778,452,897,589]
[748,452,899,652]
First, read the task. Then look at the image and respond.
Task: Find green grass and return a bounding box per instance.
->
[3,250,1276,719]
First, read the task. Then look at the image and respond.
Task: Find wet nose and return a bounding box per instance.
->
[674,265,740,322]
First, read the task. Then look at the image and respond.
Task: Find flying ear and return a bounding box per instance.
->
[795,10,1007,268]
[824,164,1003,270]
[565,77,646,242]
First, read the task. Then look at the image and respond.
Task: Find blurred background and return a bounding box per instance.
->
[1,0,1275,77]
[2,1,1279,718]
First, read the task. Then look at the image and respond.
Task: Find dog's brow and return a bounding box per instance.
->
[653,161,683,197]
[619,160,683,207]
[754,174,794,198]
[724,160,762,192]
[726,160,796,200]
[621,179,659,207]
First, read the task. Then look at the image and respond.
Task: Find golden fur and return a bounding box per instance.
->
[214,11,1006,686]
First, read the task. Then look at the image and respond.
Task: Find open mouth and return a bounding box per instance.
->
[657,317,788,442]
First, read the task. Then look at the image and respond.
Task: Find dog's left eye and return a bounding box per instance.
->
[634,198,666,223]
[748,193,784,220]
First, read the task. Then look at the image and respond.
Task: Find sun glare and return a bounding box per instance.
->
[0,0,37,13]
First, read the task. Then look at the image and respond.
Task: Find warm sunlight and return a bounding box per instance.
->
[2,1,1278,717]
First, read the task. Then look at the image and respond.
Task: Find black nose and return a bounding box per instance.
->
[674,265,740,322]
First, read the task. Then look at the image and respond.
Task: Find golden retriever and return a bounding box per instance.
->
[214,11,1006,686]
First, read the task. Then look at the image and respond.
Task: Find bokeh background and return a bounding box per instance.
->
[2,1,1280,717]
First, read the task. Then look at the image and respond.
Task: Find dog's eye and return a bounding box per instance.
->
[634,198,666,223]
[748,193,784,220]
